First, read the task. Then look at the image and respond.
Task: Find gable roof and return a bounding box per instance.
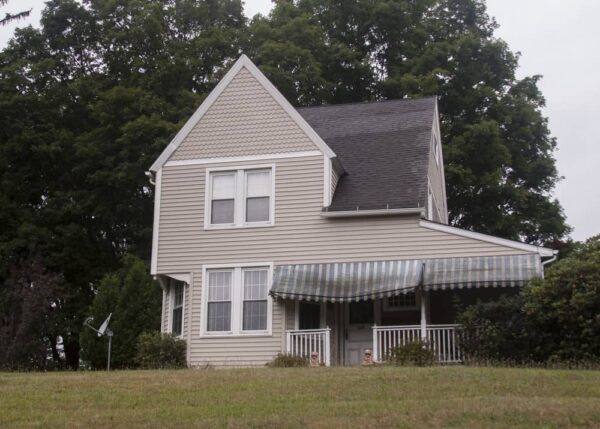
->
[148,55,335,173]
[297,97,437,212]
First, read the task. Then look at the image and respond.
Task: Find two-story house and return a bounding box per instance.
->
[146,55,556,367]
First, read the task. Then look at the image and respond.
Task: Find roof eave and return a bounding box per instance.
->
[321,207,425,218]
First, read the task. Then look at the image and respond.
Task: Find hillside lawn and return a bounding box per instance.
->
[1,366,600,428]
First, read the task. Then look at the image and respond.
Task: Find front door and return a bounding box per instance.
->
[345,300,374,365]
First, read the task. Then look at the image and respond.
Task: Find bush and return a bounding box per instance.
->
[386,340,435,366]
[458,235,600,365]
[134,332,186,369]
[267,353,307,367]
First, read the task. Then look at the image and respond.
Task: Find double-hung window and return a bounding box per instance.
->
[203,265,271,336]
[242,269,268,331]
[206,270,233,332]
[206,167,273,228]
[171,281,185,336]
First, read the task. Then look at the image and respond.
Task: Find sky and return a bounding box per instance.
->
[1,0,598,241]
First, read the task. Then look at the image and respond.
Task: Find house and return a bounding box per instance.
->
[146,55,557,367]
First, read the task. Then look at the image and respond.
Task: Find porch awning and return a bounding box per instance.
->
[271,260,423,302]
[270,254,542,302]
[423,254,542,291]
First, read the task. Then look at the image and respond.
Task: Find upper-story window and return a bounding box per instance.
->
[206,166,273,228]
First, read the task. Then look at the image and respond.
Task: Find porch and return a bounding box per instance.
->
[272,255,543,366]
[285,323,463,366]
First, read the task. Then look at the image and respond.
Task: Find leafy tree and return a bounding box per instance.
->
[0,257,63,370]
[0,0,245,368]
[0,0,31,26]
[250,0,569,244]
[459,235,600,363]
[80,255,162,369]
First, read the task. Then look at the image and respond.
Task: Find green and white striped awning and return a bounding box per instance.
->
[270,254,542,302]
[423,254,542,291]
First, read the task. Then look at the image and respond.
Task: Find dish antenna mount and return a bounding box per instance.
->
[83,313,113,371]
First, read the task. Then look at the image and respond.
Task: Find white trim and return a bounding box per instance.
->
[164,151,322,167]
[321,207,425,218]
[323,155,331,207]
[419,220,556,257]
[204,164,276,230]
[149,55,335,172]
[165,273,191,284]
[150,168,162,275]
[200,262,274,338]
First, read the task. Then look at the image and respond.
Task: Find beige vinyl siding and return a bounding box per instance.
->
[169,67,319,161]
[428,129,447,224]
[188,271,286,367]
[157,154,532,367]
[158,155,525,272]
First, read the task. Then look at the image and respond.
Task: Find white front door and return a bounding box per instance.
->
[344,301,375,365]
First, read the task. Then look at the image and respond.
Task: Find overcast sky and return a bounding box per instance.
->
[1,0,598,241]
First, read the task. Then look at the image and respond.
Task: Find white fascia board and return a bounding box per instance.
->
[419,220,556,257]
[149,55,336,172]
[164,150,322,167]
[321,207,425,218]
[150,168,162,275]
[165,273,192,284]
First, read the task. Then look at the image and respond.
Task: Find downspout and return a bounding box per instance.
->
[145,171,155,185]
[541,251,559,267]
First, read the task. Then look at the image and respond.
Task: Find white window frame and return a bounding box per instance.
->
[170,280,186,338]
[200,262,273,337]
[204,165,275,230]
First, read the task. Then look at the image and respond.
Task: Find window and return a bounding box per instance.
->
[203,265,272,336]
[206,167,273,228]
[383,293,418,312]
[242,269,268,331]
[171,281,185,336]
[427,185,434,220]
[210,173,235,225]
[206,270,232,332]
[245,170,271,223]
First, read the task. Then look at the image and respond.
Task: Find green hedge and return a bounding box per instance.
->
[135,332,186,369]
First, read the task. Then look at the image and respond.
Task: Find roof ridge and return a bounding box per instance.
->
[296,96,438,110]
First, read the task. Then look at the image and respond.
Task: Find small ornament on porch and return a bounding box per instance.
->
[310,351,320,367]
[362,349,374,366]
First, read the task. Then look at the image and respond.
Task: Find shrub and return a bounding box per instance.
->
[386,340,435,366]
[267,353,307,367]
[134,332,186,369]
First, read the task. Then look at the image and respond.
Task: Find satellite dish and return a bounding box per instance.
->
[98,313,112,337]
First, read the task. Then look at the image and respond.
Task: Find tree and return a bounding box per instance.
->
[250,0,569,244]
[0,0,31,26]
[459,235,600,363]
[0,257,64,370]
[0,0,245,368]
[80,255,162,369]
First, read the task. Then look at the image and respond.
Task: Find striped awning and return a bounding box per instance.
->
[271,260,423,302]
[270,254,542,302]
[423,254,542,290]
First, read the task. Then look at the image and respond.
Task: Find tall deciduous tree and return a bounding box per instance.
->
[0,0,245,368]
[250,0,569,244]
[0,0,31,26]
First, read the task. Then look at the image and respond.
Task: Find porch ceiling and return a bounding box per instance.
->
[270,254,542,302]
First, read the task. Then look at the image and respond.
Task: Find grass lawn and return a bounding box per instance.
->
[1,366,600,428]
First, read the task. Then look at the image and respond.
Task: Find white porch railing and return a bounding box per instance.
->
[285,328,331,366]
[373,324,463,364]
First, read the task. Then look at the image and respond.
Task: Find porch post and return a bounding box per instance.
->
[420,290,427,340]
[419,262,427,340]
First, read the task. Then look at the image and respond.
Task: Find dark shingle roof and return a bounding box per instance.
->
[297,97,437,212]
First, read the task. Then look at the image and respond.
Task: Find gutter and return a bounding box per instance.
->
[145,171,155,185]
[541,250,559,267]
[320,207,425,218]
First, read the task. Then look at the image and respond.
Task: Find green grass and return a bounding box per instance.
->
[1,366,600,428]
